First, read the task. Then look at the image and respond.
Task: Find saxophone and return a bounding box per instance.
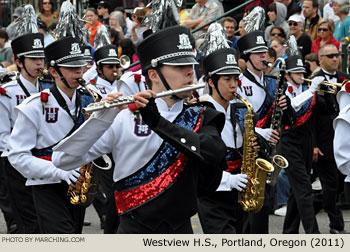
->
[235,93,274,213]
[265,58,289,187]
[67,79,112,206]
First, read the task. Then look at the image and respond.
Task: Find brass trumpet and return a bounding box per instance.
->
[303,78,347,94]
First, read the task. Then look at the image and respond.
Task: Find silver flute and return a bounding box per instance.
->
[82,83,206,113]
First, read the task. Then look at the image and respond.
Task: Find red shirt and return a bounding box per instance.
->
[85,21,103,47]
[311,36,340,54]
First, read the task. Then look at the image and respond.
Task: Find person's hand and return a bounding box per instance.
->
[313,147,324,163]
[310,76,325,93]
[230,174,248,191]
[278,95,288,110]
[101,93,127,110]
[251,137,260,152]
[55,168,80,185]
[135,90,160,128]
[255,128,279,143]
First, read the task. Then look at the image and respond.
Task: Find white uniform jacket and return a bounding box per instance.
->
[87,76,118,98]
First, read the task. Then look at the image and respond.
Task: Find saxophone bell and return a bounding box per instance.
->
[266,155,288,187]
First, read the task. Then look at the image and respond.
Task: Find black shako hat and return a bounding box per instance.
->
[203,48,241,77]
[11,33,45,59]
[237,30,268,56]
[137,25,198,75]
[94,45,120,65]
[45,37,86,68]
[285,55,306,73]
[82,45,93,62]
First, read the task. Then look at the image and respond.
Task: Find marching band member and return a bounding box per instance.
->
[87,44,120,98]
[279,55,323,234]
[0,23,47,233]
[197,47,252,234]
[8,37,94,233]
[312,44,350,234]
[236,30,295,234]
[52,25,227,234]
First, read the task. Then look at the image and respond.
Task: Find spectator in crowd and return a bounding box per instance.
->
[6,6,24,41]
[37,0,58,28]
[184,0,221,40]
[311,19,340,54]
[115,7,133,35]
[288,14,312,59]
[178,0,189,25]
[0,29,13,67]
[85,8,103,47]
[125,8,147,46]
[265,2,290,43]
[119,38,141,72]
[222,17,238,49]
[305,52,321,77]
[109,28,121,52]
[37,17,55,47]
[97,1,111,27]
[274,0,302,20]
[270,37,287,58]
[303,0,323,41]
[323,1,340,24]
[109,11,125,41]
[238,19,247,36]
[269,26,287,43]
[265,47,278,76]
[332,0,350,41]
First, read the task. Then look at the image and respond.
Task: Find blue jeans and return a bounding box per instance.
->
[276,168,290,207]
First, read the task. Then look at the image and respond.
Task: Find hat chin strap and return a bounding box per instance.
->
[55,66,72,89]
[20,58,35,79]
[288,73,301,86]
[248,57,264,72]
[155,68,181,100]
[211,75,228,102]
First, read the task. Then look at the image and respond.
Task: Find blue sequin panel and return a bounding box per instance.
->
[115,105,203,191]
[78,93,94,125]
[226,147,242,162]
[31,148,53,157]
[41,82,53,90]
[256,77,276,120]
[235,106,248,133]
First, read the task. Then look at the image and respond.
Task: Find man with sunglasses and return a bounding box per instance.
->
[312,44,350,234]
[288,14,312,59]
[96,1,110,27]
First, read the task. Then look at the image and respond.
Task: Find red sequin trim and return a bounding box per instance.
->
[36,156,52,161]
[115,107,205,214]
[225,159,242,172]
[256,106,273,128]
[293,95,316,127]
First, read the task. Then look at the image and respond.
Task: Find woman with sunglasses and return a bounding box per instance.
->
[311,19,340,54]
[37,0,58,28]
[288,14,312,59]
[269,26,287,41]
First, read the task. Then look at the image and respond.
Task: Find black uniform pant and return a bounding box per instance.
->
[282,138,320,234]
[32,182,85,234]
[0,156,17,233]
[242,185,275,234]
[2,156,39,233]
[197,190,242,234]
[117,214,193,234]
[314,158,344,231]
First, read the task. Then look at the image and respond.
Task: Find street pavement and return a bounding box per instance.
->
[2,205,347,234]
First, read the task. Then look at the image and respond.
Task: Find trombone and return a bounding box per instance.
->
[302,78,348,94]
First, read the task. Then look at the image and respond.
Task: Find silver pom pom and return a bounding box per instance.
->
[94,26,111,50]
[285,35,299,57]
[14,5,38,39]
[199,23,230,57]
[243,6,265,33]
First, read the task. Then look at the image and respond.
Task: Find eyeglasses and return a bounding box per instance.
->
[271,32,282,36]
[288,22,299,26]
[321,53,340,59]
[42,2,52,5]
[97,6,102,9]
[318,28,329,32]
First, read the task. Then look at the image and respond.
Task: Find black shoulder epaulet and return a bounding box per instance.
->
[184,101,215,109]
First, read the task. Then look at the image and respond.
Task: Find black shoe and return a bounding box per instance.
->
[7,224,18,234]
[83,221,91,226]
[100,215,106,229]
[330,228,349,234]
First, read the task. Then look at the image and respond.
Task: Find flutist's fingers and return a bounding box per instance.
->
[133,90,156,108]
[102,92,124,102]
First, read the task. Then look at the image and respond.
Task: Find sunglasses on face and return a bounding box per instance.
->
[106,64,120,69]
[42,2,52,5]
[271,32,282,36]
[318,28,329,32]
[321,53,340,59]
[288,22,298,26]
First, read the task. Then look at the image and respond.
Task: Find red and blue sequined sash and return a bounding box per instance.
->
[114,105,205,214]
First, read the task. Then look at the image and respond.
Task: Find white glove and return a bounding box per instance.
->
[54,168,80,185]
[309,76,325,93]
[255,127,272,141]
[229,174,248,191]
